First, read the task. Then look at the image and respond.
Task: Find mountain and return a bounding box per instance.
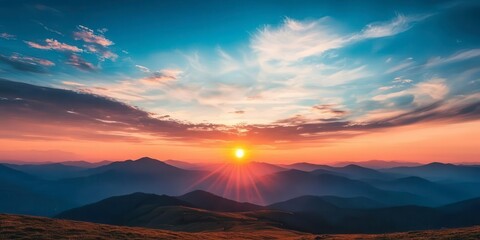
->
[267,196,480,234]
[310,164,393,180]
[282,162,331,172]
[382,162,480,182]
[283,163,395,180]
[4,163,87,180]
[366,176,472,206]
[177,190,264,212]
[57,192,192,225]
[56,190,480,234]
[57,191,283,232]
[0,164,40,185]
[0,164,72,215]
[49,157,207,204]
[59,160,112,168]
[269,195,339,213]
[256,169,426,206]
[82,157,187,175]
[333,160,421,169]
[164,159,204,170]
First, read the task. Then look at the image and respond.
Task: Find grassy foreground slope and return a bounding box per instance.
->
[2,214,480,240]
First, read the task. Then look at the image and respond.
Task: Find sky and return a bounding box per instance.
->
[0,0,479,163]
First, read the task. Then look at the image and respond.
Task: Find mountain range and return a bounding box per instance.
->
[2,157,480,234]
[56,189,480,234]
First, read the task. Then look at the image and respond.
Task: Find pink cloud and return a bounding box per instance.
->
[74,25,113,47]
[84,44,118,61]
[9,53,55,66]
[141,69,182,83]
[66,54,96,71]
[25,39,83,52]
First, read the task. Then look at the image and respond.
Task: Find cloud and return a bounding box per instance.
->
[33,4,61,14]
[251,17,345,64]
[0,79,477,145]
[312,104,348,117]
[357,14,424,39]
[0,33,16,40]
[386,61,414,74]
[141,69,182,83]
[36,21,63,36]
[74,25,117,61]
[0,53,54,73]
[74,25,113,47]
[373,78,448,106]
[135,65,150,73]
[393,77,413,84]
[426,49,480,67]
[83,44,118,61]
[62,81,85,87]
[66,54,97,71]
[25,39,83,52]
[251,14,428,65]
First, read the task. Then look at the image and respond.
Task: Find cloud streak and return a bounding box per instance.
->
[25,39,83,52]
[0,54,54,73]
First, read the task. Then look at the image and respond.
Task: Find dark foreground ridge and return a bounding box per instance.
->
[2,214,480,240]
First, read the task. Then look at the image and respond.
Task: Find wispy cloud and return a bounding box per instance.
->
[66,54,96,71]
[426,49,480,67]
[36,21,64,36]
[357,14,427,39]
[251,17,345,64]
[0,32,16,40]
[252,14,428,65]
[0,53,54,73]
[135,65,150,73]
[25,39,83,52]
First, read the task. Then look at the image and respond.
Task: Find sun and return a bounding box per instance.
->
[235,148,245,159]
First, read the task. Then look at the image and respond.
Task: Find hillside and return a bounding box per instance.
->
[2,214,480,239]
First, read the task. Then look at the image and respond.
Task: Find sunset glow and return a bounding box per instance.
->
[0,0,478,165]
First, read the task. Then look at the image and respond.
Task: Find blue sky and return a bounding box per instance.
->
[0,0,479,146]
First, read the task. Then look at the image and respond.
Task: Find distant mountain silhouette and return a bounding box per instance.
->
[5,163,87,180]
[311,164,394,180]
[282,162,331,171]
[269,195,339,213]
[51,157,206,204]
[256,169,426,205]
[333,160,421,169]
[164,159,205,170]
[178,190,264,212]
[382,162,480,182]
[0,164,72,215]
[366,176,472,205]
[59,160,112,168]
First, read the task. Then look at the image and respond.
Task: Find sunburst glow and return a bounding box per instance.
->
[235,148,245,159]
